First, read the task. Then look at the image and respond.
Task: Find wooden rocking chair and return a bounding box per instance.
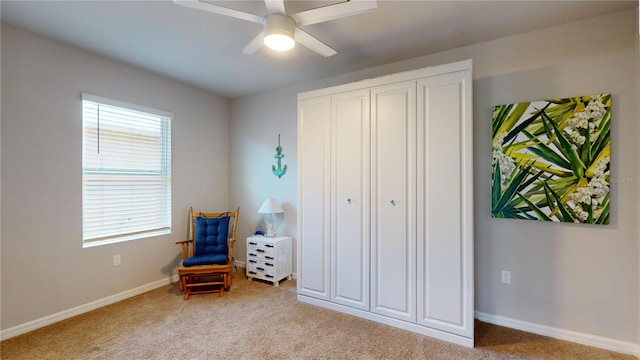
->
[176,206,239,299]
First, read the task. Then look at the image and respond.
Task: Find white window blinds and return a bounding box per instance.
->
[82,93,172,247]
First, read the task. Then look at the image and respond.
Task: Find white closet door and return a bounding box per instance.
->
[370,81,417,322]
[331,90,370,310]
[416,70,473,339]
[297,96,331,301]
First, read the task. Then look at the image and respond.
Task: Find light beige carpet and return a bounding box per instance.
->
[1,270,634,359]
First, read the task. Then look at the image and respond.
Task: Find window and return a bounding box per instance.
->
[82,93,172,247]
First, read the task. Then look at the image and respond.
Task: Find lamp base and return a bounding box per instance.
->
[265,218,277,238]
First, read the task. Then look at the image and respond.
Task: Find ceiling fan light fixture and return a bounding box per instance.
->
[263,13,296,51]
[264,33,295,51]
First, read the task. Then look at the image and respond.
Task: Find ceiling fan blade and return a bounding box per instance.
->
[242,32,266,54]
[264,0,286,15]
[294,28,337,57]
[174,0,264,24]
[291,0,377,27]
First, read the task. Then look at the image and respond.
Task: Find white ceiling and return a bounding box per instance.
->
[1,1,636,98]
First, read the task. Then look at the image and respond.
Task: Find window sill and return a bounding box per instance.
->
[83,229,171,248]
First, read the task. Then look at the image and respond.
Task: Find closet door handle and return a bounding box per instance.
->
[390,200,396,206]
[347,198,352,204]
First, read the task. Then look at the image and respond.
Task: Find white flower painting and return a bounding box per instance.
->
[491,94,611,224]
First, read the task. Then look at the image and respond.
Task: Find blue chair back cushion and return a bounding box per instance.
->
[183,216,230,268]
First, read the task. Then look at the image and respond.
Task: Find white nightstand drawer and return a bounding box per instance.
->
[247,259,275,279]
[247,241,275,260]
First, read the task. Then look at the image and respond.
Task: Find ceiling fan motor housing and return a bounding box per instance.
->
[263,13,296,51]
[265,13,296,40]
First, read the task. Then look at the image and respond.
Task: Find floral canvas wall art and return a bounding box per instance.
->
[491,94,610,224]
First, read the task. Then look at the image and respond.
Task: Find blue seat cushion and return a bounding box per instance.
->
[183,253,228,267]
[183,216,230,268]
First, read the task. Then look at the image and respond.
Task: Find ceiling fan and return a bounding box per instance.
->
[174,0,377,57]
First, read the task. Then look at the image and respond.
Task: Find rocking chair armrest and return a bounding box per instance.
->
[175,239,193,260]
[228,237,236,258]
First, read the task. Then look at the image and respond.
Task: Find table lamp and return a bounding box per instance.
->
[257,198,284,237]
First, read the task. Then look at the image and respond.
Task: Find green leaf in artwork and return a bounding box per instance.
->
[516,168,544,193]
[580,126,592,165]
[495,102,530,138]
[543,181,574,222]
[542,111,586,179]
[492,104,513,136]
[523,160,572,177]
[517,193,552,221]
[492,165,530,213]
[591,107,611,156]
[545,98,572,104]
[504,103,550,143]
[585,143,610,178]
[492,160,502,208]
[520,130,571,170]
[596,193,610,225]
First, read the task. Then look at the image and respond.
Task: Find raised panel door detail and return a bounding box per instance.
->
[297,97,331,300]
[331,90,370,310]
[370,81,417,322]
[416,70,473,338]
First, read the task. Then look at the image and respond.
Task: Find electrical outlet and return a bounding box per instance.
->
[501,270,511,284]
[113,254,121,267]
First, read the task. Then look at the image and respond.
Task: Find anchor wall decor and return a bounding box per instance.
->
[272,134,287,179]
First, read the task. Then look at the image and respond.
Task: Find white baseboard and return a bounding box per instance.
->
[1,275,180,341]
[475,311,639,357]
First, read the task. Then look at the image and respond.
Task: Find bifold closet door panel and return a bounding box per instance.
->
[416,70,473,338]
[297,96,332,301]
[331,90,371,310]
[370,81,417,322]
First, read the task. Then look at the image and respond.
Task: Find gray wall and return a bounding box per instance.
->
[230,9,638,344]
[1,6,637,350]
[1,24,231,330]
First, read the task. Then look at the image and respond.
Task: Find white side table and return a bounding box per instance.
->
[246,236,293,286]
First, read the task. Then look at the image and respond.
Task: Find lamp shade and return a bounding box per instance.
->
[257,198,284,214]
